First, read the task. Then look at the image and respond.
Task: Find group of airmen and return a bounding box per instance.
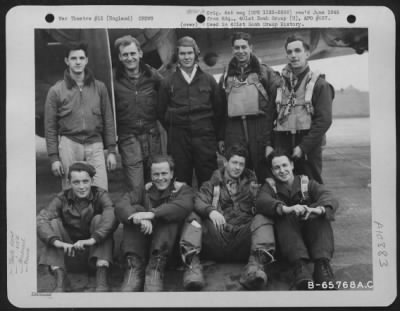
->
[37,31,338,292]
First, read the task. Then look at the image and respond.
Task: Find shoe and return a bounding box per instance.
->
[53,268,69,292]
[313,258,336,289]
[95,266,110,292]
[239,250,272,290]
[183,255,205,291]
[291,259,313,290]
[120,255,145,292]
[144,254,167,292]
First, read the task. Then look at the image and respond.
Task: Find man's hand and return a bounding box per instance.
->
[282,204,307,217]
[140,220,153,235]
[301,206,325,220]
[51,161,64,177]
[54,240,75,257]
[107,153,117,171]
[265,146,274,159]
[73,238,96,251]
[128,212,155,224]
[209,210,226,231]
[217,141,225,155]
[292,146,303,159]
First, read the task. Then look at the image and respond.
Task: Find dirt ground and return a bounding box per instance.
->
[36,118,372,292]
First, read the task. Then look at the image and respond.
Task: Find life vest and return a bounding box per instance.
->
[265,175,309,203]
[275,71,320,133]
[223,71,268,117]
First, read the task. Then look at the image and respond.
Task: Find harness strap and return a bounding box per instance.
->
[212,185,221,209]
[300,175,309,201]
[265,177,277,194]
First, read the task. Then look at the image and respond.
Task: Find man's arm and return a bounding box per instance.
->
[157,78,170,130]
[308,179,339,220]
[44,87,61,163]
[194,181,218,218]
[255,183,286,217]
[150,184,194,223]
[298,79,334,154]
[90,191,119,243]
[37,195,63,246]
[114,191,146,225]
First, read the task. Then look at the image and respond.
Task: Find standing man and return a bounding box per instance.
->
[37,162,119,292]
[220,32,280,183]
[273,35,334,184]
[256,151,338,290]
[180,144,275,291]
[115,154,194,292]
[45,42,117,190]
[158,36,224,187]
[114,35,164,196]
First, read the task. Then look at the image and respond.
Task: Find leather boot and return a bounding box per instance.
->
[313,258,336,289]
[183,255,205,291]
[239,249,273,290]
[120,255,145,292]
[53,268,69,292]
[144,254,167,292]
[95,266,110,292]
[291,259,313,290]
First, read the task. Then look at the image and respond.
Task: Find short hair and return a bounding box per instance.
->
[149,154,175,172]
[175,36,200,62]
[231,32,252,46]
[267,150,293,169]
[68,162,96,180]
[64,41,89,58]
[225,143,249,162]
[114,35,141,53]
[284,34,310,51]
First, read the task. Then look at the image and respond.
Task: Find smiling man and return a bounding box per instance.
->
[158,36,224,187]
[37,162,119,292]
[115,154,194,292]
[256,151,338,290]
[45,42,116,191]
[179,144,275,291]
[273,35,335,184]
[113,35,163,196]
[219,32,280,183]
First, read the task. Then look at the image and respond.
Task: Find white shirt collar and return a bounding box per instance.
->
[179,64,198,84]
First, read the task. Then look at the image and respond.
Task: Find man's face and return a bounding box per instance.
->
[177,46,196,70]
[69,171,93,199]
[271,156,295,183]
[232,39,252,64]
[225,155,246,179]
[64,50,88,75]
[286,40,310,69]
[118,42,143,72]
[151,162,173,191]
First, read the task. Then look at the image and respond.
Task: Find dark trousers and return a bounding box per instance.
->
[167,126,217,187]
[38,215,113,270]
[275,214,334,263]
[225,117,270,183]
[180,213,275,262]
[121,221,180,261]
[273,132,323,184]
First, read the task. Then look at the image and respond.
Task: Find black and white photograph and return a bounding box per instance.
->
[6,5,396,308]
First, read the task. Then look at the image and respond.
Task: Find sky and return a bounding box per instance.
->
[272,53,369,91]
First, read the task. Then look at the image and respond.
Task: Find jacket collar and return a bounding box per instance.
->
[65,186,96,202]
[274,175,302,197]
[64,68,95,89]
[115,60,153,80]
[226,53,262,78]
[147,180,177,200]
[282,64,310,90]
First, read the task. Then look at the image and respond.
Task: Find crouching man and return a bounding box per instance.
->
[180,144,275,291]
[37,162,119,292]
[256,151,339,290]
[115,154,194,292]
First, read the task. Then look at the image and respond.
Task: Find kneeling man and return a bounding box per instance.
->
[37,162,119,292]
[180,144,275,291]
[115,154,194,291]
[256,151,338,290]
